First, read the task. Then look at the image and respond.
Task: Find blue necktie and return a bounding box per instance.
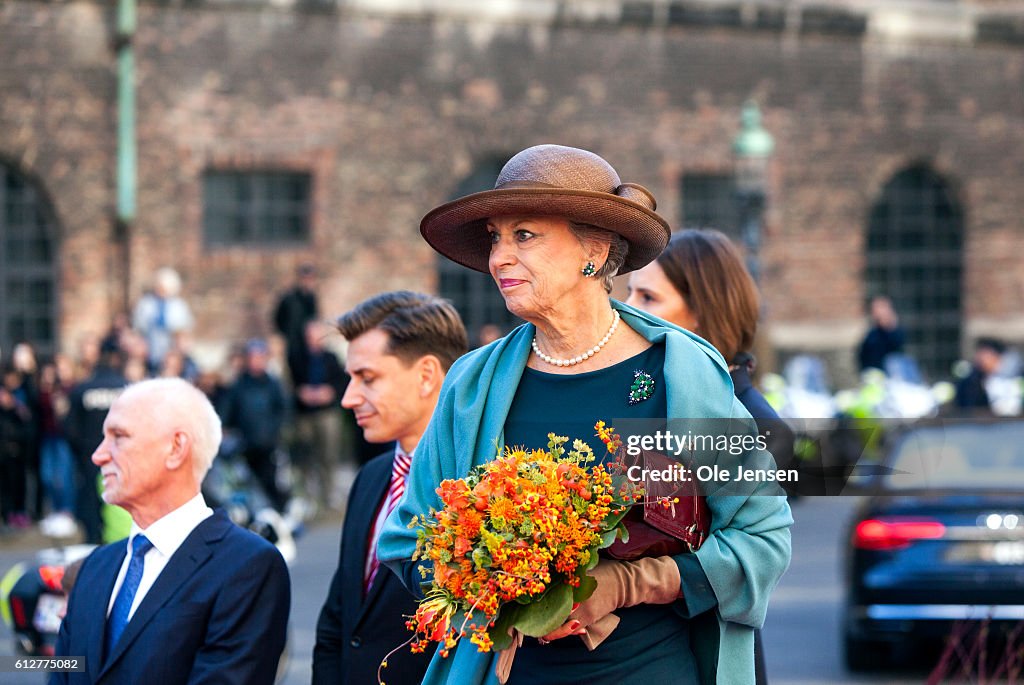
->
[104,534,153,660]
[155,298,167,329]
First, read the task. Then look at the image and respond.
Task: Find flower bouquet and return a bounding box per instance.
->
[398,421,644,663]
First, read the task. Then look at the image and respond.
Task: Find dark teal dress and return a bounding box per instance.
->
[503,344,714,685]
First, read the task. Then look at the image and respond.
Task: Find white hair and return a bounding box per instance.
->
[122,377,222,482]
[154,267,182,297]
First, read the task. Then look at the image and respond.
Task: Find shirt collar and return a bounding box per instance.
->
[129,492,214,558]
[395,442,415,460]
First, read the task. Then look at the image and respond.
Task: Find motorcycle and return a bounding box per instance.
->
[0,544,94,656]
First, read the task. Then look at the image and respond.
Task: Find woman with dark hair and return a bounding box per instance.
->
[626,229,774,417]
[378,146,792,685]
[627,228,795,684]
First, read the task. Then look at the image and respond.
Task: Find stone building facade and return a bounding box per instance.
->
[1,0,1022,384]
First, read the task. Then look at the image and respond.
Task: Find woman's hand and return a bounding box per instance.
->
[540,557,683,647]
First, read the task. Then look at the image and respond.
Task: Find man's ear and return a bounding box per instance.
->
[165,430,191,471]
[416,355,445,398]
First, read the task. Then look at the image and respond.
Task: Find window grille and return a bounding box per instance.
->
[866,165,964,379]
[203,171,311,246]
[1,163,58,357]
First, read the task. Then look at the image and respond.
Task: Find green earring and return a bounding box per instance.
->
[581,261,597,277]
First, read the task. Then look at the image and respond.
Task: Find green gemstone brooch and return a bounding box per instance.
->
[628,370,655,405]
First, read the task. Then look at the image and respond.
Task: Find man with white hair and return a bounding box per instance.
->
[52,378,290,685]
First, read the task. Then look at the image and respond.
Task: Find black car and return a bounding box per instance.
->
[843,418,1024,671]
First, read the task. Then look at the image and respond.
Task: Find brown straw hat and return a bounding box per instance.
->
[420,145,671,274]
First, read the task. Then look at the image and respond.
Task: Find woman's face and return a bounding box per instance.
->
[626,261,699,331]
[487,216,591,321]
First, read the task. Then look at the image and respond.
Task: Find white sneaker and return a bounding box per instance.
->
[41,512,79,538]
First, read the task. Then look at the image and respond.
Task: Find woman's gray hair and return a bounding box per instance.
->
[568,222,630,293]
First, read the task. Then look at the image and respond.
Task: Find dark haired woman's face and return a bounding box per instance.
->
[626,261,698,332]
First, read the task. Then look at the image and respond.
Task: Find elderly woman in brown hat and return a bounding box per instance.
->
[378,145,792,685]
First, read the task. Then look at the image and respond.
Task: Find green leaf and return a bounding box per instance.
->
[573,572,597,603]
[602,506,630,530]
[489,604,521,651]
[511,583,574,637]
[599,529,617,548]
[616,523,630,543]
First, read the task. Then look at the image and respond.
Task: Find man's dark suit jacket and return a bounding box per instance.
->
[52,509,290,685]
[313,450,432,685]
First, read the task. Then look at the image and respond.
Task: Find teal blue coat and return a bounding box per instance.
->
[379,301,793,685]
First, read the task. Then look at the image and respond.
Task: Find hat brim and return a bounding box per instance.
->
[420,187,671,275]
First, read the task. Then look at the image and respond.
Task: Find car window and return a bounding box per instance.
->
[884,421,1024,490]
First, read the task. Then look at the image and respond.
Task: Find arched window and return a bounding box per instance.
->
[1,162,59,358]
[436,155,522,347]
[866,164,963,379]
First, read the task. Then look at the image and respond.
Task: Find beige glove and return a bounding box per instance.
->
[552,556,682,650]
[494,628,523,684]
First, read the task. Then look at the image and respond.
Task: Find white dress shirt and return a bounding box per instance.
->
[106,492,214,620]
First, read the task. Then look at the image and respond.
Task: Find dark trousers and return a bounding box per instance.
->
[0,452,27,521]
[244,445,289,511]
[75,461,103,544]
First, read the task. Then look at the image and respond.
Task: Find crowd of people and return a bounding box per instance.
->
[0,265,379,542]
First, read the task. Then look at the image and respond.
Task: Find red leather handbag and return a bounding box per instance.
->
[606,448,710,560]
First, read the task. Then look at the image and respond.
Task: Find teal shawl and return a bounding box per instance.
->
[379,301,793,685]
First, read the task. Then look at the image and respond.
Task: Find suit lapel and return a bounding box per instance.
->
[82,545,127,682]
[349,453,393,632]
[358,563,394,629]
[96,512,227,680]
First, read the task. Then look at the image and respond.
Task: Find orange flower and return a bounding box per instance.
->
[400,421,643,664]
[488,497,515,522]
[437,479,471,510]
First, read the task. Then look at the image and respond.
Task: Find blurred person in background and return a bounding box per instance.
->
[857,295,905,373]
[75,333,101,382]
[1,363,33,529]
[195,369,229,409]
[132,266,194,374]
[627,227,795,685]
[274,262,320,383]
[626,229,786,434]
[11,342,43,519]
[100,312,132,358]
[171,331,200,382]
[158,338,201,384]
[116,328,151,383]
[290,320,347,511]
[954,337,1006,414]
[37,358,79,537]
[159,349,187,380]
[220,338,290,511]
[64,340,127,544]
[477,323,504,347]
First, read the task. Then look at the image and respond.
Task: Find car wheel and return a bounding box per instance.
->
[844,632,890,672]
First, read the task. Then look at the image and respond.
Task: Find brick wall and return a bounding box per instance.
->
[1,0,1021,381]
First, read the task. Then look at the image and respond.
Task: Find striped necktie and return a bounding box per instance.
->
[365,450,413,591]
[105,534,152,660]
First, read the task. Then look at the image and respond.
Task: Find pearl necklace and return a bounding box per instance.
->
[532,310,621,367]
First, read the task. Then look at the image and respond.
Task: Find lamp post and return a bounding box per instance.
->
[732,101,774,284]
